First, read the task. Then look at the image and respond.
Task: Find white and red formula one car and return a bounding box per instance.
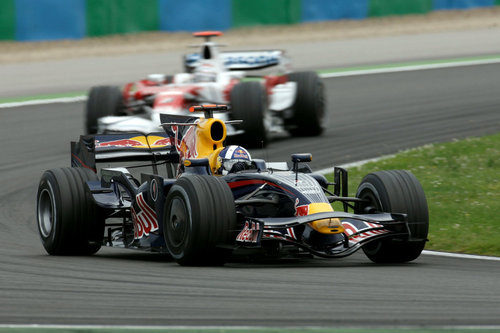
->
[85,31,326,147]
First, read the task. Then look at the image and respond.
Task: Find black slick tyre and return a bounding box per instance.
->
[230,81,270,148]
[287,71,325,136]
[85,85,124,134]
[355,170,429,263]
[36,167,104,255]
[163,175,237,266]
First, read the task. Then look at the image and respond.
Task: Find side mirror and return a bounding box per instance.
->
[291,153,312,163]
[183,158,211,175]
[291,153,312,185]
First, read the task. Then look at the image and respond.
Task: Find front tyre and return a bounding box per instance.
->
[163,175,237,266]
[355,170,429,263]
[36,167,104,255]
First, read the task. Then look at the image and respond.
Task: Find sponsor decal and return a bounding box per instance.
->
[96,138,146,148]
[150,179,158,202]
[146,136,171,148]
[172,121,198,160]
[294,198,309,217]
[285,227,297,240]
[97,136,171,149]
[342,221,389,244]
[262,232,287,241]
[236,221,263,244]
[233,148,249,159]
[132,192,159,239]
[186,51,280,68]
[152,137,171,146]
[262,227,297,241]
[224,54,279,67]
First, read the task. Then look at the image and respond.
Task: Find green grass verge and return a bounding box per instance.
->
[326,133,500,257]
[0,91,86,104]
[316,54,500,75]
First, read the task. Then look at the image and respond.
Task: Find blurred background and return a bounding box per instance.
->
[1,0,500,98]
[0,1,499,328]
[1,0,499,41]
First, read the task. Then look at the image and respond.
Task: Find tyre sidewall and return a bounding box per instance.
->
[36,168,104,255]
[37,171,62,254]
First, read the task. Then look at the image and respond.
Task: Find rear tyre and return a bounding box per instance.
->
[355,170,429,263]
[36,167,104,255]
[163,175,237,266]
[287,71,325,136]
[230,81,270,148]
[85,85,124,134]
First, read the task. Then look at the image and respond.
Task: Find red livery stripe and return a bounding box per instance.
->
[228,180,293,194]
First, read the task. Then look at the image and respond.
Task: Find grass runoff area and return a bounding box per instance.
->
[327,133,500,257]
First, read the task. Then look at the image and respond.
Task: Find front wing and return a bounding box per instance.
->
[235,211,413,258]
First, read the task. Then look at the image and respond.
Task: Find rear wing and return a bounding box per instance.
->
[71,132,179,172]
[184,50,290,72]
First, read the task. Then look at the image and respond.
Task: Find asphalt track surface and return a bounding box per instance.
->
[0,64,499,326]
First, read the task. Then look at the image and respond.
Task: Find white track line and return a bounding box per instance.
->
[320,58,500,78]
[0,96,86,109]
[422,250,500,261]
[2,57,500,109]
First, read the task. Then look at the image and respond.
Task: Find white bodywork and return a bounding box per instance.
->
[97,41,297,136]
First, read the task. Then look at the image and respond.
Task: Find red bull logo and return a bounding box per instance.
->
[233,148,249,159]
[172,124,198,160]
[131,192,159,239]
[152,137,171,146]
[96,138,146,148]
[294,198,309,216]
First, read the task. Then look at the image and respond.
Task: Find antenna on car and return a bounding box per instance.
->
[263,140,269,172]
[291,153,312,186]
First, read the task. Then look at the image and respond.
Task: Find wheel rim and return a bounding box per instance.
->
[357,186,384,254]
[168,197,189,248]
[358,190,380,214]
[356,183,384,214]
[37,188,55,238]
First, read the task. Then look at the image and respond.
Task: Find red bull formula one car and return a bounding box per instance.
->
[38,105,428,265]
[85,31,325,147]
